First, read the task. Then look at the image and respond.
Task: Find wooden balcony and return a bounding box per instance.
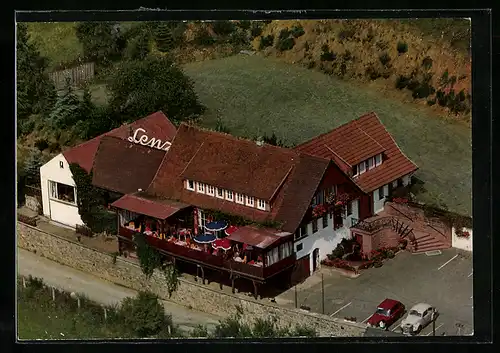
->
[118,227,295,281]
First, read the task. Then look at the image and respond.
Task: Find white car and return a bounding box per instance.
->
[400,303,438,335]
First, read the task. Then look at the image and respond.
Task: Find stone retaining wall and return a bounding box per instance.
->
[17,222,367,337]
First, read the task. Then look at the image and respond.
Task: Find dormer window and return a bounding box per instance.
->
[353,164,358,177]
[216,188,224,198]
[206,185,215,196]
[257,199,267,210]
[197,182,205,193]
[375,153,382,166]
[235,192,244,204]
[226,190,234,201]
[359,162,366,175]
[187,180,195,191]
[353,154,383,176]
[246,196,254,207]
[368,157,375,170]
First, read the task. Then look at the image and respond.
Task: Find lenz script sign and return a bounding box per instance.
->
[128,128,172,151]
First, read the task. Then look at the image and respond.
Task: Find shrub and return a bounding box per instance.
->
[373,261,383,268]
[193,27,216,46]
[379,52,391,67]
[411,82,435,99]
[34,138,49,151]
[396,75,411,89]
[422,56,433,70]
[237,20,251,30]
[259,35,274,49]
[338,29,355,41]
[118,291,170,337]
[48,142,61,153]
[387,250,395,259]
[366,65,381,80]
[290,25,305,38]
[228,31,249,46]
[17,213,37,227]
[278,28,290,41]
[276,37,295,52]
[76,224,93,237]
[427,99,436,106]
[330,243,345,259]
[320,50,336,62]
[250,23,263,38]
[212,20,236,36]
[190,324,209,338]
[397,41,408,54]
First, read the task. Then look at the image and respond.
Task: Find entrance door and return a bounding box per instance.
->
[312,248,320,272]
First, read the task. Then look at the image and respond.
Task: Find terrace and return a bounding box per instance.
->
[112,194,296,297]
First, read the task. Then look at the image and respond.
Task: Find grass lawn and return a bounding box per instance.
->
[183,55,472,216]
[25,22,84,71]
[17,292,128,340]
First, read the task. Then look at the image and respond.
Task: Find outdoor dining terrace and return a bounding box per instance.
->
[117,224,296,282]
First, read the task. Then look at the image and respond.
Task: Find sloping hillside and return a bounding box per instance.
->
[184,55,472,216]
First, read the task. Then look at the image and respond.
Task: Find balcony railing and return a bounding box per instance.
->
[118,227,295,280]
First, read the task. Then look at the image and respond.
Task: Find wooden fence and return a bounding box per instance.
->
[48,62,95,90]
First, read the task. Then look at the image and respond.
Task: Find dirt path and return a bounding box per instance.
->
[17,248,221,334]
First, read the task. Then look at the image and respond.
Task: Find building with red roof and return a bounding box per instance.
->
[39,110,421,296]
[295,112,418,215]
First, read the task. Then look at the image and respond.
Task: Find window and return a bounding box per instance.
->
[216,188,224,198]
[266,247,280,266]
[246,196,254,207]
[49,180,76,204]
[346,201,353,217]
[187,180,195,191]
[352,164,358,177]
[322,214,328,228]
[365,160,370,171]
[206,185,215,196]
[235,193,244,204]
[368,157,375,170]
[226,190,233,201]
[359,162,366,174]
[312,219,318,233]
[295,224,308,240]
[59,161,64,169]
[397,178,403,187]
[197,182,205,193]
[296,243,303,252]
[279,242,292,259]
[257,199,266,210]
[375,153,382,166]
[378,186,385,200]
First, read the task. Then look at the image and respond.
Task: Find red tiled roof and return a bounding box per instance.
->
[226,226,291,249]
[146,124,331,233]
[295,114,386,166]
[180,130,297,200]
[111,193,190,220]
[92,136,166,194]
[63,111,177,173]
[295,112,418,193]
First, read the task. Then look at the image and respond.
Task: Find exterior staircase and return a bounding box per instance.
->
[409,230,450,254]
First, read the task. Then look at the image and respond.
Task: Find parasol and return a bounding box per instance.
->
[204,220,228,232]
[193,233,217,244]
[212,238,232,251]
[224,225,238,236]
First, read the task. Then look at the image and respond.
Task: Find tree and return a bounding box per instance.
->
[124,31,151,60]
[75,22,125,65]
[134,233,162,279]
[48,78,82,129]
[23,149,43,186]
[118,291,172,337]
[153,23,174,52]
[107,56,205,123]
[16,23,56,122]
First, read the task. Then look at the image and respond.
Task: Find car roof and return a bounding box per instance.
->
[378,298,402,310]
[410,303,432,312]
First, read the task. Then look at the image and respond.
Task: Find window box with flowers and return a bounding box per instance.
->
[312,204,327,218]
[455,228,471,239]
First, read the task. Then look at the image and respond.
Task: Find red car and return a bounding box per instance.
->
[367,299,406,329]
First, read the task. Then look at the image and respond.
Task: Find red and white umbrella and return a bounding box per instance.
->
[224,225,238,236]
[212,238,232,251]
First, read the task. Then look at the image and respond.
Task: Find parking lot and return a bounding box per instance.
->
[276,248,473,336]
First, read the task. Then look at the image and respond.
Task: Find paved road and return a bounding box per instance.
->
[278,249,473,336]
[17,248,221,334]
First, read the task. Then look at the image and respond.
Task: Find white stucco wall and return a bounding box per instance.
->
[402,174,411,186]
[40,154,83,228]
[294,199,358,276]
[373,185,389,215]
[452,226,473,252]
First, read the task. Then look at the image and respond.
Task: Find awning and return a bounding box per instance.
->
[224,225,238,236]
[111,194,190,220]
[212,238,232,250]
[226,226,292,249]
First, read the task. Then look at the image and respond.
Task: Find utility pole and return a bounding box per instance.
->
[432,308,436,336]
[321,273,325,314]
[294,284,297,309]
